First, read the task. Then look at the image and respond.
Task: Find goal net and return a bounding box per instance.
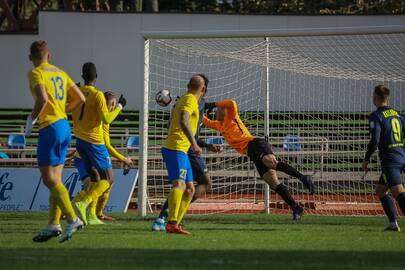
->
[140,32,405,216]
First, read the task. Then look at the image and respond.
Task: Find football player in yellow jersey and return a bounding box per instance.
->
[73,91,133,223]
[26,41,86,243]
[71,62,127,225]
[162,75,206,235]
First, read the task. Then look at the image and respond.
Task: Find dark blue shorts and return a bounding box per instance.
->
[73,156,88,180]
[161,148,193,183]
[37,119,71,167]
[76,138,112,172]
[378,164,405,188]
[188,150,207,183]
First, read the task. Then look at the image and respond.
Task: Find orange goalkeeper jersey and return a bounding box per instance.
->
[203,100,254,155]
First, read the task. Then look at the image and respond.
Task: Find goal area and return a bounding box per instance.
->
[137,28,405,217]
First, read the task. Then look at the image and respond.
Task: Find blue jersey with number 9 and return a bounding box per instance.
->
[368,106,405,166]
[28,62,75,130]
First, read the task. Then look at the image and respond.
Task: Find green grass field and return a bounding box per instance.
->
[1,212,405,270]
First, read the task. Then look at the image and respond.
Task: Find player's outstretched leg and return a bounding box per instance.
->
[275,161,315,194]
[263,170,304,220]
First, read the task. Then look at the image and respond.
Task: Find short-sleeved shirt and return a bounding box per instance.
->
[163,92,199,153]
[28,62,75,129]
[71,85,121,144]
[368,106,405,167]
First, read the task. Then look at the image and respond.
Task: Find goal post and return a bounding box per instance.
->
[138,26,405,217]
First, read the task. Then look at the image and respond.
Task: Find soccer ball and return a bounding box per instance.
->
[155,89,172,107]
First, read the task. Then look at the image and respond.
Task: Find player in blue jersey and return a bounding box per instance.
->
[362,85,405,232]
[152,74,222,231]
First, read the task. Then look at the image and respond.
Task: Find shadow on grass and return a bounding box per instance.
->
[0,248,403,270]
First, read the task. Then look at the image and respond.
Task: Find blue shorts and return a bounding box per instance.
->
[378,164,405,188]
[161,148,193,183]
[188,149,207,182]
[37,119,71,167]
[73,156,88,180]
[76,138,112,172]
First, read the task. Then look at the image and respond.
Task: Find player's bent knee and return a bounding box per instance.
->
[98,168,114,183]
[391,184,405,198]
[262,154,278,169]
[172,180,186,190]
[88,168,100,182]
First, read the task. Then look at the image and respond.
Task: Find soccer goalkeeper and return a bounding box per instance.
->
[203,100,314,220]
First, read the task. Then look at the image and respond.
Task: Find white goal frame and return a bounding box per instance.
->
[138,25,405,217]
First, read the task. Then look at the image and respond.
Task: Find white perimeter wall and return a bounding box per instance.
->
[0,12,404,110]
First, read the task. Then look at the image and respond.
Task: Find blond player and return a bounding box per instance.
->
[27,41,86,243]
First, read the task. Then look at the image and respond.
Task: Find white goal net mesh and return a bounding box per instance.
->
[142,33,405,216]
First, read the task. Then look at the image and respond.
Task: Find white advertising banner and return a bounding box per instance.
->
[0,168,138,212]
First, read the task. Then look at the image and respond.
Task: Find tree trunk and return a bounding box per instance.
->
[144,0,158,12]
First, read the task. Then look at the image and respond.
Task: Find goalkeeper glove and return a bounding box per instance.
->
[118,94,127,109]
[24,115,37,137]
[204,102,216,113]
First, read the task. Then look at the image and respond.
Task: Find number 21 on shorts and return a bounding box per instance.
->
[179,169,187,180]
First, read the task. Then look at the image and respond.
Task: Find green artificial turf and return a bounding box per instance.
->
[0,212,404,270]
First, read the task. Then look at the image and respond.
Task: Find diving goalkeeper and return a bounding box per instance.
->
[203,100,314,220]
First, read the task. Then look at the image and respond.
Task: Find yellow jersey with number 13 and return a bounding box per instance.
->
[163,92,199,153]
[28,62,75,129]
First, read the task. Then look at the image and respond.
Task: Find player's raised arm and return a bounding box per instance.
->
[96,91,124,124]
[202,115,221,131]
[216,99,238,119]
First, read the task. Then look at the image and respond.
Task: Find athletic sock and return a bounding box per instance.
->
[380,195,397,223]
[50,182,77,222]
[176,194,193,225]
[275,162,303,179]
[96,187,111,217]
[81,180,110,205]
[73,190,86,203]
[49,196,61,225]
[395,192,405,215]
[167,187,184,224]
[88,201,97,216]
[275,183,298,208]
[158,199,169,220]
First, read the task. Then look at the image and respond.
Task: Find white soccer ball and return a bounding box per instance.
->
[155,89,172,107]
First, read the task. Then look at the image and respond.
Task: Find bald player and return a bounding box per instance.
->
[26,41,85,243]
[204,100,314,220]
[162,75,206,235]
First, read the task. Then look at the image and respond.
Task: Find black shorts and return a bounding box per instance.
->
[247,138,274,178]
[188,149,209,185]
